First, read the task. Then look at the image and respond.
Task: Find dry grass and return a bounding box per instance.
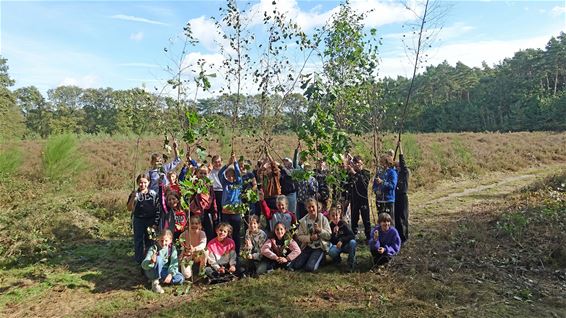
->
[0,132,565,317]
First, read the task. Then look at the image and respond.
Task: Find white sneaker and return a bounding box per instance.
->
[151,279,164,294]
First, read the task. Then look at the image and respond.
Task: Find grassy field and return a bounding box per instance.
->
[0,132,565,317]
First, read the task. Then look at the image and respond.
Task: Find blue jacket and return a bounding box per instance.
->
[373,167,398,203]
[219,161,243,207]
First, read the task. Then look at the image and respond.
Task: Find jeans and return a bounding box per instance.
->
[328,239,357,267]
[144,255,184,284]
[292,246,325,272]
[133,217,155,264]
[286,192,297,215]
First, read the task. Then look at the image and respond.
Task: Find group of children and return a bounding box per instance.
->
[126,140,410,293]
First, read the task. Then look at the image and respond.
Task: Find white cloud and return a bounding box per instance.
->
[551,6,566,16]
[188,16,226,53]
[379,35,552,78]
[59,75,99,88]
[246,0,419,32]
[110,14,168,26]
[130,31,144,41]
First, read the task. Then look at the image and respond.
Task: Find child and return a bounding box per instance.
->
[147,140,181,193]
[189,165,218,243]
[167,171,181,195]
[373,155,398,225]
[163,190,186,242]
[345,155,371,241]
[180,216,208,280]
[219,152,243,257]
[141,229,184,294]
[294,143,318,220]
[209,155,224,216]
[205,223,237,282]
[327,205,357,271]
[368,213,401,267]
[293,198,331,272]
[259,222,301,274]
[127,174,159,264]
[241,215,267,276]
[257,151,281,210]
[259,193,297,232]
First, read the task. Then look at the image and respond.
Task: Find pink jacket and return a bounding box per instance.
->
[261,237,301,262]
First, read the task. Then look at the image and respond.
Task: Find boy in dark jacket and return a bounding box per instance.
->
[327,205,356,271]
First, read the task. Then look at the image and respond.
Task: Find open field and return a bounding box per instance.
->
[0,132,565,317]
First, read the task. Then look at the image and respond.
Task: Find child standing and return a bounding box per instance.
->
[162,190,186,242]
[327,205,357,271]
[369,213,401,266]
[147,141,181,193]
[167,171,181,195]
[127,174,159,265]
[293,198,331,272]
[189,165,218,243]
[373,155,398,225]
[209,155,224,217]
[345,155,371,241]
[259,193,297,232]
[141,229,184,294]
[219,152,243,257]
[257,151,281,210]
[180,216,208,280]
[259,222,301,274]
[205,223,237,281]
[241,215,267,276]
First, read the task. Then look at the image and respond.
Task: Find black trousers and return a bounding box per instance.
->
[394,192,409,243]
[377,201,395,227]
[351,198,371,240]
[371,249,392,266]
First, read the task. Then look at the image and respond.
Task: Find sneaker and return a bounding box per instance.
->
[151,279,164,294]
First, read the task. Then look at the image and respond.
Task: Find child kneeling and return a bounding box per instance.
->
[180,216,208,280]
[241,215,267,276]
[293,198,331,272]
[327,205,357,271]
[369,213,401,267]
[258,222,301,274]
[141,229,184,294]
[205,223,237,283]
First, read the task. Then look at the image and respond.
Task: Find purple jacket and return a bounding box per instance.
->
[368,225,401,256]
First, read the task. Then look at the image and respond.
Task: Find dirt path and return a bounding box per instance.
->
[410,164,566,224]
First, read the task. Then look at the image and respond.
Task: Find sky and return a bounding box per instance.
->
[1,0,565,96]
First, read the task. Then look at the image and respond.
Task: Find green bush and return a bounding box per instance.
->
[42,134,87,182]
[0,146,22,175]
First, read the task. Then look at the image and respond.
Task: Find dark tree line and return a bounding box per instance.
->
[1,33,565,140]
[381,32,566,132]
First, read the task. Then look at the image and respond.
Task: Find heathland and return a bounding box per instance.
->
[0,132,565,317]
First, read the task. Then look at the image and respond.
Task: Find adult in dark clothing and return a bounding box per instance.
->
[394,141,410,243]
[345,155,371,241]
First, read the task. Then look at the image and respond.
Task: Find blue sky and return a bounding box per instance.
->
[1,0,565,96]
